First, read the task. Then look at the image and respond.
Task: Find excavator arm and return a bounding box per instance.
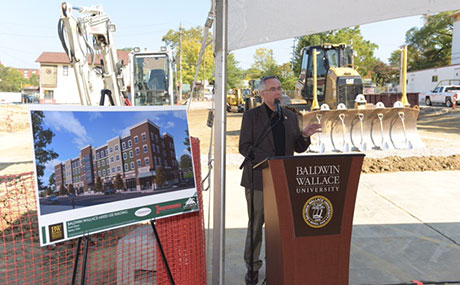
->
[58,2,126,106]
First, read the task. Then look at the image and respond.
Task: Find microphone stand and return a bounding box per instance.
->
[240,111,283,284]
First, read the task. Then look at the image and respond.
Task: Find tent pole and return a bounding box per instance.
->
[212,0,227,284]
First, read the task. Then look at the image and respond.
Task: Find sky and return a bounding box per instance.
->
[34,108,191,186]
[0,0,425,70]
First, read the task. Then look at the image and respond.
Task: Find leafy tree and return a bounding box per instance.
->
[68,183,75,194]
[180,154,193,170]
[59,184,67,196]
[114,173,124,190]
[163,26,214,91]
[48,173,55,188]
[27,74,40,86]
[47,187,54,196]
[247,48,279,79]
[0,64,27,92]
[95,176,103,192]
[227,53,244,89]
[371,60,399,86]
[389,11,454,71]
[278,63,297,91]
[155,166,166,186]
[31,111,58,189]
[292,27,379,77]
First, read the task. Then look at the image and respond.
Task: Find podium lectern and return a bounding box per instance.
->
[262,153,364,285]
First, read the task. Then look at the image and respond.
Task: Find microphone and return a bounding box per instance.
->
[274,98,282,118]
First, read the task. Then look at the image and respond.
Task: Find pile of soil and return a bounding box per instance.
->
[362,155,460,173]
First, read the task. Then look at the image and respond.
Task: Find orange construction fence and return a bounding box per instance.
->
[0,137,206,284]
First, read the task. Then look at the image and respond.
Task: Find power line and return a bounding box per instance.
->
[0,32,55,39]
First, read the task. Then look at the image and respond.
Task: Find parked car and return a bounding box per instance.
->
[104,189,116,195]
[46,195,59,204]
[424,84,460,107]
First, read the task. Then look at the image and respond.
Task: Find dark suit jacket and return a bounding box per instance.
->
[239,104,310,190]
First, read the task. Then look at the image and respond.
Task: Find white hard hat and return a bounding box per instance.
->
[320,104,330,110]
[355,94,367,103]
[376,102,385,109]
[393,101,404,108]
[337,103,347,110]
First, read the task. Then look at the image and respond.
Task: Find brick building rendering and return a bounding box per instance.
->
[54,120,182,193]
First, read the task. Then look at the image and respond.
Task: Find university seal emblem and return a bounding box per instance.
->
[302,195,333,228]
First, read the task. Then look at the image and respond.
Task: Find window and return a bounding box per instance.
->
[116,155,120,161]
[122,142,126,150]
[145,157,150,165]
[142,132,146,141]
[134,136,138,144]
[111,157,114,162]
[97,161,100,167]
[115,144,119,151]
[98,170,101,177]
[128,140,132,147]
[110,147,113,153]
[108,168,111,175]
[152,144,156,153]
[105,149,108,156]
[103,169,106,176]
[117,166,121,172]
[112,167,115,173]
[137,159,141,167]
[135,147,140,155]
[123,153,127,160]
[150,132,154,140]
[97,153,100,159]
[157,145,160,153]
[131,162,135,169]
[129,150,133,158]
[124,164,128,171]
[44,90,54,99]
[158,157,161,165]
[63,66,69,76]
[143,145,148,153]
[432,75,438,82]
[102,160,105,166]
[154,157,157,165]
[24,70,29,78]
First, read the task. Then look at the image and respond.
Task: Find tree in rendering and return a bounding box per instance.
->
[156,166,166,187]
[59,184,67,196]
[68,184,75,194]
[114,174,124,191]
[95,176,103,192]
[31,111,58,190]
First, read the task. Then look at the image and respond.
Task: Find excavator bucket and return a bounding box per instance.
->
[300,104,425,153]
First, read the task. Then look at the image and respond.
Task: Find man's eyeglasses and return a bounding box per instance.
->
[262,86,283,92]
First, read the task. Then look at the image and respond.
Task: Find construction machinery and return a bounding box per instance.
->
[58,2,175,106]
[226,88,245,112]
[294,43,424,152]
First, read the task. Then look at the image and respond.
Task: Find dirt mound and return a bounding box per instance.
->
[362,155,460,173]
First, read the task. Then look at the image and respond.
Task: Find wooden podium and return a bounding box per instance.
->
[262,153,365,285]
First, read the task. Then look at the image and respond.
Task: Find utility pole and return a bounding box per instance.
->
[179,23,183,102]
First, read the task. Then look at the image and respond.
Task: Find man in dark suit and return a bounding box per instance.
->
[239,76,321,284]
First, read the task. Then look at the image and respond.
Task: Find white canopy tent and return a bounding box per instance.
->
[212,1,460,283]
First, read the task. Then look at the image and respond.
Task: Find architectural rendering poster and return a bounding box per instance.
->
[30,105,199,246]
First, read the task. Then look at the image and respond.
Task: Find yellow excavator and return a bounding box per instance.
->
[293,43,424,152]
[226,88,245,112]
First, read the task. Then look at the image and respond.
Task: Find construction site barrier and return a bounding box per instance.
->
[0,137,206,284]
[364,93,420,108]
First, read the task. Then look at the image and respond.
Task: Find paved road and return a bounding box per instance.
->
[39,185,193,215]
